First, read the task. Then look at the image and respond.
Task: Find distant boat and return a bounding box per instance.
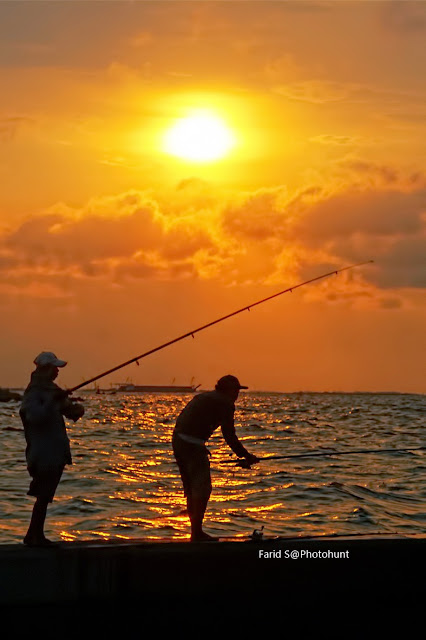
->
[114,383,201,393]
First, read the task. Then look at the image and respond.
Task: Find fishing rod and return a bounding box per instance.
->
[220,446,425,468]
[69,259,373,393]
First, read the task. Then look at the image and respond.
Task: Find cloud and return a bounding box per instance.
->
[337,159,401,186]
[293,187,426,239]
[289,182,426,290]
[1,190,216,284]
[1,167,425,298]
[0,281,70,300]
[221,187,290,241]
[302,275,406,311]
[381,3,426,34]
[310,135,358,146]
[273,80,351,104]
[375,234,426,289]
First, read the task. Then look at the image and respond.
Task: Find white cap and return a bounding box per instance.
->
[33,352,67,368]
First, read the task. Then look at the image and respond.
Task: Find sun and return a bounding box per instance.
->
[163,110,235,162]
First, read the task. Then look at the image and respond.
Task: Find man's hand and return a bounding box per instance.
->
[246,452,260,465]
[236,453,260,468]
[53,388,72,402]
[66,402,85,422]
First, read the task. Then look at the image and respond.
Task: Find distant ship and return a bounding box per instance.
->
[114,383,201,393]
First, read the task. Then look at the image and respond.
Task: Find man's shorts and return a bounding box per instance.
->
[27,465,64,503]
[172,433,212,499]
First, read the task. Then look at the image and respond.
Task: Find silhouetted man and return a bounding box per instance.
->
[172,375,258,542]
[19,352,84,547]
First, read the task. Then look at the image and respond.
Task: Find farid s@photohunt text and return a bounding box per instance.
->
[258,549,350,559]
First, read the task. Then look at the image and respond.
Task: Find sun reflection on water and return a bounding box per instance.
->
[0,391,424,543]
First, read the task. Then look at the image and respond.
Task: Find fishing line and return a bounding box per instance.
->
[219,446,425,467]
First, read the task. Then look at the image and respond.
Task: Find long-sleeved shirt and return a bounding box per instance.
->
[174,390,249,458]
[19,370,78,473]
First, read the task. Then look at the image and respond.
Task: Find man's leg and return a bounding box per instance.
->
[186,491,193,518]
[173,438,217,541]
[190,448,217,542]
[24,467,62,546]
[189,457,217,541]
[24,497,50,545]
[189,488,216,541]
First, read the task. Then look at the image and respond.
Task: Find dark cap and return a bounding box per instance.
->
[216,375,248,391]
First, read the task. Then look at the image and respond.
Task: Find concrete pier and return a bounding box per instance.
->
[1,535,424,609]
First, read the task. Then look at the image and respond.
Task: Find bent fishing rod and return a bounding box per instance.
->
[219,445,425,468]
[69,259,373,393]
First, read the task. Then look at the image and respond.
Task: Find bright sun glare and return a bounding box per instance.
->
[163,111,235,162]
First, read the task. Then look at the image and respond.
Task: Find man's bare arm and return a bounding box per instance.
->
[221,420,251,458]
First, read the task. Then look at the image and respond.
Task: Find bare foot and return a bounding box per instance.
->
[190,532,219,542]
[23,536,57,548]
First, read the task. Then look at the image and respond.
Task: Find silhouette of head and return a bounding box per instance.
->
[34,352,67,381]
[215,375,248,401]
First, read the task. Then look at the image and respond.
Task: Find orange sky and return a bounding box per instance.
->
[0,1,425,392]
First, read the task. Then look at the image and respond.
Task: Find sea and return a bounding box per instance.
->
[0,391,425,544]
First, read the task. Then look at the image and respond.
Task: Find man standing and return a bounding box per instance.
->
[19,352,85,547]
[172,375,259,542]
